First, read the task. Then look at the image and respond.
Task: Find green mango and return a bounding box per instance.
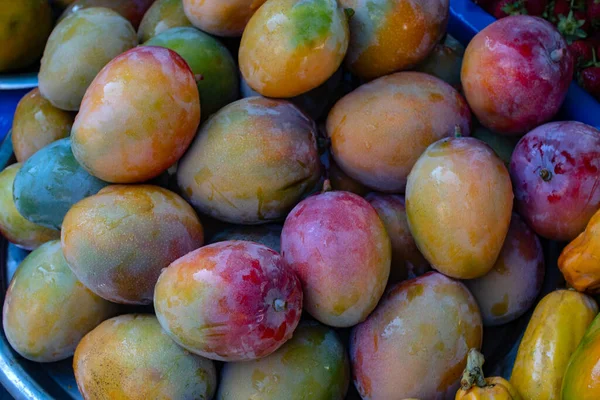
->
[137,0,193,43]
[144,27,239,120]
[218,320,350,400]
[13,138,109,230]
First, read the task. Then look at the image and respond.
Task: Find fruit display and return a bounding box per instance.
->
[4,0,600,399]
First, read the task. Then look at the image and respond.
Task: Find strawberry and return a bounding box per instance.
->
[553,0,572,20]
[587,0,600,31]
[526,0,549,16]
[574,10,592,32]
[492,0,526,18]
[558,10,588,42]
[579,66,600,99]
[570,40,594,67]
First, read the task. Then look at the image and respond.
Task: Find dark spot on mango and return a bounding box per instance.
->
[491,293,509,316]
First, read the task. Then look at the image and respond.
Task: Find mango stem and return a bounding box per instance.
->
[460,348,487,390]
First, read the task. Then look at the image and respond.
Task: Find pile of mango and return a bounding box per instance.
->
[1,0,600,399]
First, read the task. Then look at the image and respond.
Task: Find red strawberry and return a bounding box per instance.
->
[570,40,594,67]
[526,0,549,16]
[575,10,592,32]
[553,0,572,19]
[579,66,600,99]
[588,0,600,30]
[558,10,589,42]
[492,0,526,18]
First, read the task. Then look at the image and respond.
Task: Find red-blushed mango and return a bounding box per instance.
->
[11,88,74,162]
[3,240,117,363]
[510,121,600,242]
[406,137,513,279]
[350,272,483,400]
[183,0,267,37]
[38,8,138,111]
[154,241,302,361]
[177,97,320,224]
[339,0,449,80]
[461,16,572,135]
[60,0,155,28]
[366,193,430,284]
[0,0,52,72]
[218,320,350,400]
[74,314,217,400]
[138,0,193,42]
[464,213,545,326]
[0,164,59,250]
[61,185,204,305]
[239,0,349,98]
[327,72,471,193]
[71,46,200,183]
[281,191,391,327]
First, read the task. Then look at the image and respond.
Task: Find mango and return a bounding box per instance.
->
[3,240,117,362]
[366,193,429,284]
[60,0,155,28]
[239,0,349,98]
[339,0,449,80]
[406,137,513,279]
[350,272,482,399]
[0,0,53,72]
[183,0,267,37]
[177,97,321,224]
[137,0,193,42]
[0,164,59,250]
[39,7,138,111]
[327,72,471,193]
[510,290,598,400]
[74,314,217,400]
[13,138,108,230]
[562,313,600,400]
[72,46,200,183]
[281,191,391,327]
[218,320,349,399]
[11,88,74,163]
[559,207,600,293]
[144,27,239,119]
[464,213,545,326]
[415,34,464,89]
[154,241,303,361]
[61,185,204,305]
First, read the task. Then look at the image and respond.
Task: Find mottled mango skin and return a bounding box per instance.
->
[138,0,193,42]
[39,8,138,111]
[0,0,53,72]
[562,314,600,400]
[210,224,283,252]
[510,121,600,242]
[0,164,59,250]
[183,0,267,37]
[177,97,320,224]
[13,138,109,230]
[154,241,303,361]
[366,193,429,284]
[60,0,155,28]
[464,213,545,326]
[72,46,200,183]
[239,0,349,98]
[144,27,239,119]
[11,89,74,163]
[406,137,513,279]
[61,185,204,305]
[3,240,117,363]
[462,16,572,135]
[339,0,449,80]
[328,72,471,193]
[74,314,217,400]
[350,272,483,400]
[240,68,343,120]
[218,320,350,400]
[281,191,391,327]
[510,290,598,400]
